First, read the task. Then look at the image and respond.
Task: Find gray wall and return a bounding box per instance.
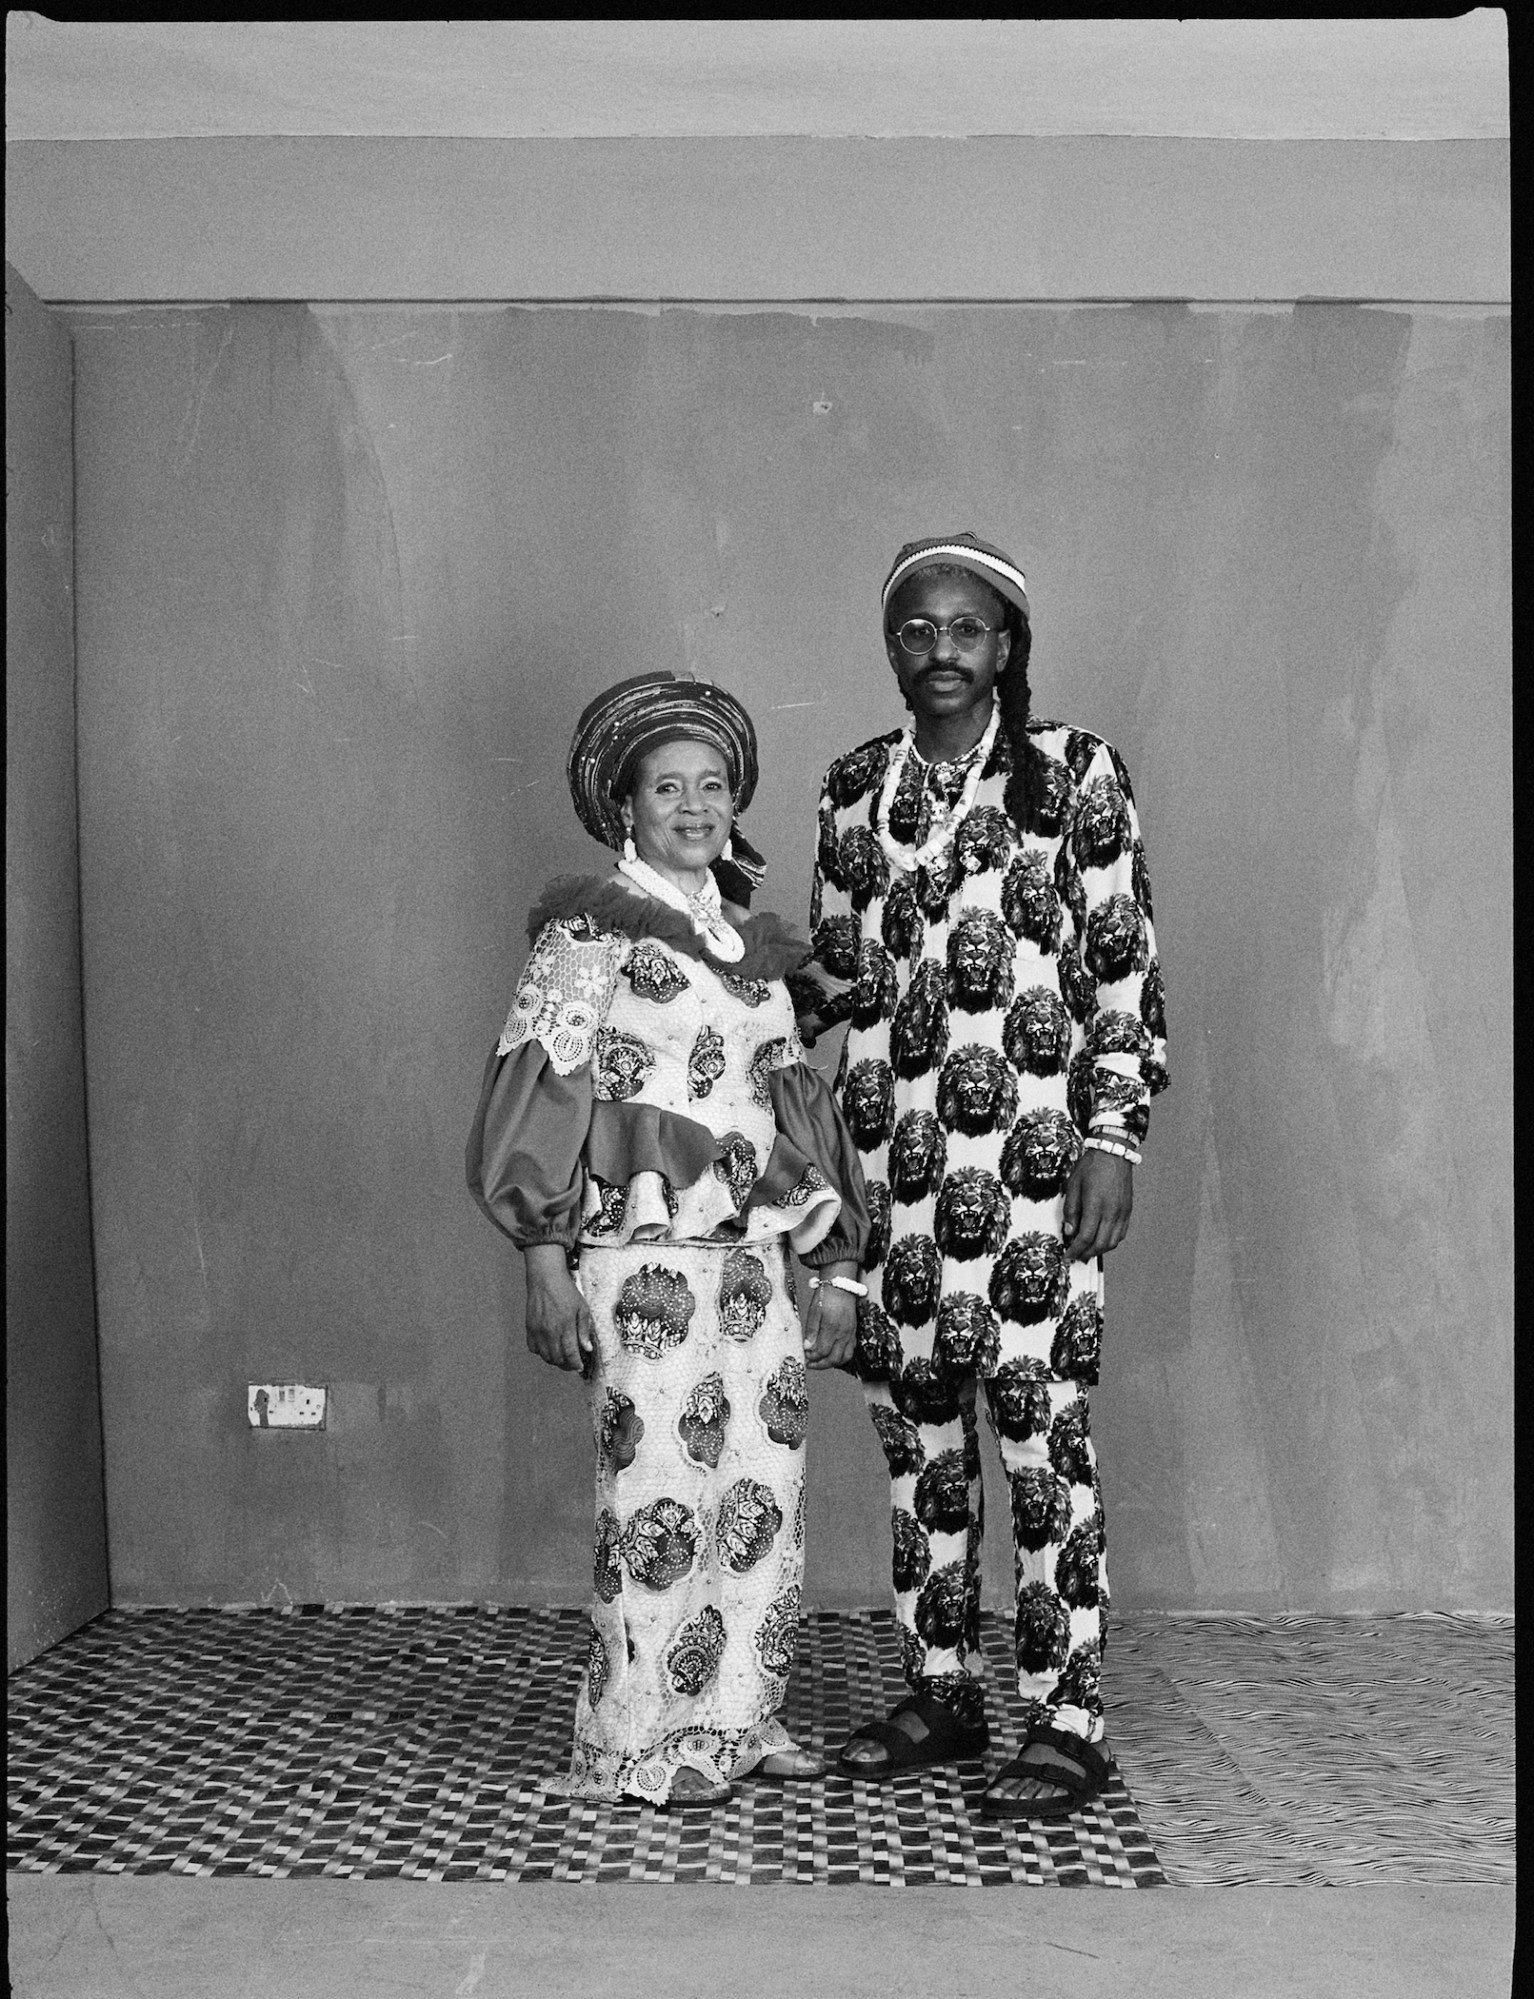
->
[6,265,112,1667]
[68,297,1510,1613]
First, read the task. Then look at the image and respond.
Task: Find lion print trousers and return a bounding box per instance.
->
[861,1366,1110,1744]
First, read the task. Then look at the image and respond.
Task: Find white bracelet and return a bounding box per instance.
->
[1084,1134,1142,1166]
[808,1274,868,1298]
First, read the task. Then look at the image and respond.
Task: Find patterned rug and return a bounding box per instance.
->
[1105,1612,1515,1888]
[6,1608,1163,1887]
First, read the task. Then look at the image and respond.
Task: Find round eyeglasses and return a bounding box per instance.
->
[889,616,1001,655]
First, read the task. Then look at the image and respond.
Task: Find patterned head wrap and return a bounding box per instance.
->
[882,532,1030,624]
[565,671,766,901]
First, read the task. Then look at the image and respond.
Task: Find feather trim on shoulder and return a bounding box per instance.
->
[526,873,810,980]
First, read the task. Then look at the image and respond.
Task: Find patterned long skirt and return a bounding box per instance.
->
[547,1235,808,1805]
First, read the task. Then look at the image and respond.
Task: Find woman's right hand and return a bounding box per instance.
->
[522,1243,596,1372]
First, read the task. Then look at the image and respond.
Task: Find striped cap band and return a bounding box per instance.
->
[882,535,1029,620]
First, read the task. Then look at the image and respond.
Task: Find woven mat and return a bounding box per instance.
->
[7,1608,1164,1887]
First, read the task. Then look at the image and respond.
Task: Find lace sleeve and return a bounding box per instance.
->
[497,920,623,1075]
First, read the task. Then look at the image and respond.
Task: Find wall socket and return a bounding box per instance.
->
[248,1383,327,1430]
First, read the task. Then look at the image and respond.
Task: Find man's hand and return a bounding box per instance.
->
[803,1264,859,1369]
[1062,1150,1133,1262]
[522,1243,596,1371]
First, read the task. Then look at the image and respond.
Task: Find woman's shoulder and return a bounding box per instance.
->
[527,874,810,982]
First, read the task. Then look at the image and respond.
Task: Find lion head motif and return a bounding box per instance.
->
[853,1297,903,1382]
[1050,1293,1103,1383]
[947,909,1016,1016]
[839,825,891,914]
[987,1357,1054,1442]
[914,1562,969,1648]
[936,1044,1018,1137]
[895,1356,960,1429]
[1001,849,1062,953]
[1072,776,1132,871]
[934,1292,1001,1378]
[891,1507,931,1594]
[953,804,1015,879]
[811,913,860,981]
[842,1058,896,1152]
[889,961,950,1081]
[988,1233,1069,1327]
[882,1233,943,1328]
[1055,1640,1104,1715]
[914,1448,972,1536]
[1085,894,1149,984]
[1032,753,1074,837]
[1048,1398,1095,1488]
[881,875,925,963]
[1000,1109,1081,1202]
[1054,1519,1103,1611]
[829,738,896,811]
[1002,987,1073,1078]
[1013,1578,1072,1673]
[933,1168,1011,1263]
[888,1110,947,1207]
[1010,1466,1075,1553]
[852,938,900,1031]
[869,1400,923,1477]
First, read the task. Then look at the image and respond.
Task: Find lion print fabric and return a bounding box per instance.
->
[797,716,1167,1737]
[548,1238,808,1804]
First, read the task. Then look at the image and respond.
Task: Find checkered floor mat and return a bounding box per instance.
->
[7,1609,1164,1886]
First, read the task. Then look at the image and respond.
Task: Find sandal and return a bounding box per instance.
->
[651,1759,732,1811]
[979,1724,1112,1822]
[755,1745,827,1780]
[837,1693,990,1781]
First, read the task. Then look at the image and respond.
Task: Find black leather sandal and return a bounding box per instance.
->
[979,1724,1112,1821]
[836,1692,990,1780]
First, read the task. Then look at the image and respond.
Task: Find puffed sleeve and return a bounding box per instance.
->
[1070,740,1170,1147]
[767,1060,871,1268]
[465,919,623,1248]
[787,770,858,1044]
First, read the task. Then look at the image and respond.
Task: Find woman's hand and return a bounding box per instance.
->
[522,1243,596,1372]
[803,1264,859,1370]
[1062,1150,1133,1262]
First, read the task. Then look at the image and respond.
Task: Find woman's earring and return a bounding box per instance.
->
[622,834,637,862]
[721,836,734,862]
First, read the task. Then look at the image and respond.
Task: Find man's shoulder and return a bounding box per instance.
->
[1027,718,1127,785]
[820,729,904,809]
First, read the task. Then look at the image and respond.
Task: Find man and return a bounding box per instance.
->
[791,533,1167,1821]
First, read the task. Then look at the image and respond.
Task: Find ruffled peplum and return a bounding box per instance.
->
[579,1098,841,1254]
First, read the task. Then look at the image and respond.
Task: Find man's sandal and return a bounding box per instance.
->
[979,1724,1112,1821]
[837,1693,990,1780]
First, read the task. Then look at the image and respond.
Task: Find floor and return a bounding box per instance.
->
[7,1608,1516,1998]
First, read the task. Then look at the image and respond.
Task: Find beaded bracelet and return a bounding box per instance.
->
[1083,1134,1142,1166]
[807,1274,869,1298]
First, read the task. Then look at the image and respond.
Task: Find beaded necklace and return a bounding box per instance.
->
[875,700,1001,875]
[616,852,746,963]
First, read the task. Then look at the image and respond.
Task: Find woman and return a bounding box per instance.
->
[468,671,870,1808]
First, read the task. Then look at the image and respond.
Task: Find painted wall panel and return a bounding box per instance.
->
[8,137,1509,306]
[67,299,1510,1611]
[6,266,112,1666]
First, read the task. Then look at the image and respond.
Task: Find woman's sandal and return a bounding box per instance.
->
[756,1745,827,1781]
[979,1724,1112,1822]
[836,1693,990,1781]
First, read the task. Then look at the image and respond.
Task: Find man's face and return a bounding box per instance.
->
[885,569,1011,729]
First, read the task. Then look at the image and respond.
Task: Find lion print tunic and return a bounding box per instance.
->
[468,874,869,1803]
[793,716,1168,1395]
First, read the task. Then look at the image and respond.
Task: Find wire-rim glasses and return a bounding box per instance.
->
[889,616,1001,655]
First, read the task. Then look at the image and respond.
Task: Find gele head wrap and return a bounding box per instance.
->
[565,671,766,900]
[881,532,1030,624]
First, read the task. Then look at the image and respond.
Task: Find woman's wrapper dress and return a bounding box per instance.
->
[467,875,869,1804]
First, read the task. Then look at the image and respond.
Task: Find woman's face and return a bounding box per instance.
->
[622,737,734,884]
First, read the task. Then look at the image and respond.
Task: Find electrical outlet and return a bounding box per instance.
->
[248,1383,327,1430]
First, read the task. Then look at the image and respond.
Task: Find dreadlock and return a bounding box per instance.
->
[886,558,1046,837]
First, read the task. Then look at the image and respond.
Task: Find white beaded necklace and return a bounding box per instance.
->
[875,700,1001,875]
[617,852,746,963]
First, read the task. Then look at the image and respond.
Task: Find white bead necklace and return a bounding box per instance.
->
[875,700,1001,875]
[617,852,746,962]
